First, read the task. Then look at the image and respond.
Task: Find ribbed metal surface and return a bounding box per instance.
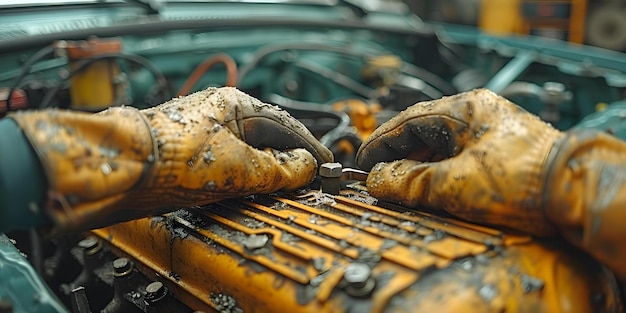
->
[93,186,517,312]
[188,190,503,281]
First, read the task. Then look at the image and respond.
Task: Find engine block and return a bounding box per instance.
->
[86,184,622,312]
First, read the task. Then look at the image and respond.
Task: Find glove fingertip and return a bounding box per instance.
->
[270,148,318,191]
[365,159,427,207]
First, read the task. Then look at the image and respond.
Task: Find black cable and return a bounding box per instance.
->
[236,43,373,86]
[29,229,43,276]
[39,53,170,108]
[237,42,454,98]
[396,75,443,100]
[437,40,469,72]
[293,60,374,98]
[266,93,342,120]
[6,45,55,111]
[401,62,457,95]
[267,93,360,154]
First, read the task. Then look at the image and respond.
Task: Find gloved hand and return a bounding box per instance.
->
[10,87,333,232]
[357,88,626,280]
[356,89,563,236]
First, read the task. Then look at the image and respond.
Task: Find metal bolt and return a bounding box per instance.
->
[520,274,544,293]
[145,281,168,303]
[320,162,342,195]
[344,263,371,287]
[113,257,133,277]
[78,237,98,250]
[78,236,102,255]
[285,79,299,93]
[146,282,165,295]
[243,234,269,250]
[319,162,342,177]
[478,284,498,301]
[343,263,375,297]
[540,82,571,124]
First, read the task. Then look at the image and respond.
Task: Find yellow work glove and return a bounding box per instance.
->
[10,87,333,232]
[544,128,626,280]
[357,88,626,280]
[356,89,561,236]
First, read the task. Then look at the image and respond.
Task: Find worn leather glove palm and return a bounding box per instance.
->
[356,89,562,236]
[10,87,333,231]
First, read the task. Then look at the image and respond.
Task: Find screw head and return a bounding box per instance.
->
[146,281,165,295]
[77,236,102,254]
[319,162,342,178]
[78,237,98,250]
[543,81,565,93]
[344,263,371,285]
[145,281,168,303]
[343,263,375,297]
[243,234,269,250]
[113,257,133,277]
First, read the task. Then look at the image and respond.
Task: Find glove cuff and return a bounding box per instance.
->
[542,129,616,228]
[543,129,626,279]
[9,107,157,231]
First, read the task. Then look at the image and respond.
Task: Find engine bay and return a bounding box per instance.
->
[2,1,626,312]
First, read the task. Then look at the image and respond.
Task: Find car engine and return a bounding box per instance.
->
[1,1,626,312]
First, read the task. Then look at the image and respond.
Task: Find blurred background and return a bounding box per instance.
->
[406,0,626,52]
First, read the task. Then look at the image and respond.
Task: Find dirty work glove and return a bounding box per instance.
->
[10,87,333,232]
[357,88,626,280]
[356,89,561,236]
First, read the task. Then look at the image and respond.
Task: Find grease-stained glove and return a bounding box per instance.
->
[10,87,333,232]
[544,129,626,280]
[356,89,561,236]
[357,88,626,280]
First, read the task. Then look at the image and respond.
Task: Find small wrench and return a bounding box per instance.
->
[319,163,369,194]
[340,168,369,182]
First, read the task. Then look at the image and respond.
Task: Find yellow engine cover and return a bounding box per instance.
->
[92,186,622,312]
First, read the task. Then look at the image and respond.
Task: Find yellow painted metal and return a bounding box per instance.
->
[65,38,122,109]
[568,0,588,43]
[331,98,380,141]
[479,0,525,36]
[92,188,621,312]
[479,0,588,43]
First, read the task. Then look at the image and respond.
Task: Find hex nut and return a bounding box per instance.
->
[344,263,371,286]
[243,234,269,250]
[343,263,376,297]
[78,236,102,255]
[145,281,168,303]
[78,237,99,250]
[146,282,165,295]
[319,162,342,178]
[113,257,133,277]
